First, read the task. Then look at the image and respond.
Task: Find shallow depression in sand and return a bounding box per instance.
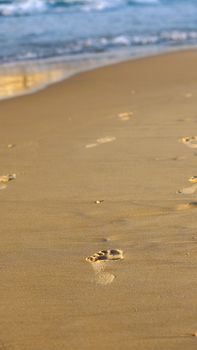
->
[118,111,133,121]
[177,184,197,195]
[180,136,197,148]
[85,136,116,149]
[86,249,124,285]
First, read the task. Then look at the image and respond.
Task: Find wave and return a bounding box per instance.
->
[2,30,197,64]
[0,0,161,16]
[128,0,160,4]
[0,0,47,16]
[82,31,197,50]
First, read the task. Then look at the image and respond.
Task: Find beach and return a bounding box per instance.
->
[0,49,197,349]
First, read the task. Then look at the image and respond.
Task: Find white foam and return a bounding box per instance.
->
[83,0,125,11]
[129,0,159,4]
[133,35,158,45]
[0,0,47,16]
[112,36,130,46]
[0,0,160,16]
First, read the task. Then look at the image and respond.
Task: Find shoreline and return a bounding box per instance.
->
[0,49,197,350]
[1,44,197,101]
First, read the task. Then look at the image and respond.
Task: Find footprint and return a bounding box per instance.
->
[177,176,197,194]
[118,111,133,121]
[177,202,197,211]
[180,136,197,149]
[7,144,15,149]
[86,249,123,285]
[189,202,197,208]
[171,156,186,161]
[155,156,185,161]
[176,203,190,211]
[189,176,197,183]
[96,136,116,144]
[185,92,192,98]
[85,143,98,149]
[85,136,116,149]
[177,184,197,195]
[0,174,16,183]
[91,262,115,285]
[86,249,123,262]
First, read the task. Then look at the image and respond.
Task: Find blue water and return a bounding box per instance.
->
[0,0,197,64]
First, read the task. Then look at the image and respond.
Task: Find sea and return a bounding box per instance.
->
[0,0,197,96]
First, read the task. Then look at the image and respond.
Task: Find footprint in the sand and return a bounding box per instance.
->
[85,143,98,149]
[97,136,116,144]
[155,155,185,161]
[180,136,197,149]
[177,176,197,194]
[177,185,197,195]
[189,202,197,208]
[189,176,197,183]
[86,249,123,262]
[85,136,116,149]
[177,203,197,210]
[185,92,193,99]
[94,199,104,204]
[118,111,133,121]
[0,174,16,190]
[7,144,15,149]
[0,174,16,183]
[86,249,123,285]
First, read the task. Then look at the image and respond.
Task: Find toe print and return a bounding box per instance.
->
[86,249,123,263]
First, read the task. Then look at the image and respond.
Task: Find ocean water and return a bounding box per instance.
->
[0,0,197,66]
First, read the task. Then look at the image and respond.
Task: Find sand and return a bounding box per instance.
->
[0,50,197,350]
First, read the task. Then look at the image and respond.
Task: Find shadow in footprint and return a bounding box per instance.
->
[177,202,197,211]
[188,202,197,207]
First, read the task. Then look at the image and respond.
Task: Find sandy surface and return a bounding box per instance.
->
[0,50,197,350]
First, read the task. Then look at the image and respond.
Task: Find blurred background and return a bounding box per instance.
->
[0,0,197,97]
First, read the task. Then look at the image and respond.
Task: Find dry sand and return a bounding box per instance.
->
[0,50,197,350]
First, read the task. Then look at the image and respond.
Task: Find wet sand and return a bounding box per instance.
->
[0,50,197,349]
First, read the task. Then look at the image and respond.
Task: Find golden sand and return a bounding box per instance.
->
[0,50,197,350]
